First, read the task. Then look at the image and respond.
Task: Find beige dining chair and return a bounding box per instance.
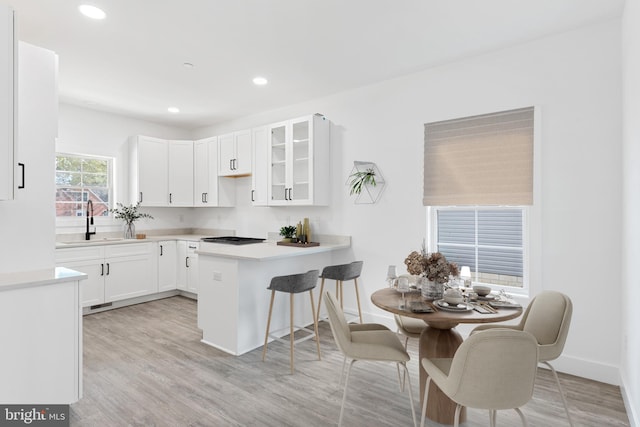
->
[324,291,417,427]
[420,329,539,427]
[394,314,427,391]
[472,290,573,426]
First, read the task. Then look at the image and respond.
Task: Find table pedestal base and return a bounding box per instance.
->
[419,326,465,425]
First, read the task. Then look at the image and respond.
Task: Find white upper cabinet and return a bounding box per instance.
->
[130,136,169,206]
[194,136,235,207]
[167,140,194,206]
[218,129,252,176]
[0,6,14,201]
[251,126,269,206]
[130,137,194,207]
[268,114,330,206]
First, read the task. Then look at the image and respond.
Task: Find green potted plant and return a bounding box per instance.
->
[348,167,376,195]
[110,202,154,239]
[279,225,297,243]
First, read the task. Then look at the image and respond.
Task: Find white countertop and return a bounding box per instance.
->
[0,267,88,292]
[55,234,212,249]
[196,235,351,260]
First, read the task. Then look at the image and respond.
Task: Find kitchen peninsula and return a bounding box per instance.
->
[197,235,350,355]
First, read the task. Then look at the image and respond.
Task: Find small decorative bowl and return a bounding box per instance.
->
[444,295,465,305]
[473,285,492,297]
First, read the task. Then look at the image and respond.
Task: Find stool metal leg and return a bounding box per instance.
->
[262,289,276,361]
[309,290,321,360]
[353,278,363,323]
[290,293,295,373]
[339,280,344,309]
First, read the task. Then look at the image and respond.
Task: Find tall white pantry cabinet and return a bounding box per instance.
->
[0,8,82,406]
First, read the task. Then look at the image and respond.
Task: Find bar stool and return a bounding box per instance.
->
[261,269,321,373]
[317,261,364,324]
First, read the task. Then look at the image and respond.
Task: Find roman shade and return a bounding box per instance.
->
[423,107,534,206]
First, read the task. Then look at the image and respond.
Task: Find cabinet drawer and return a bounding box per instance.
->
[55,246,104,263]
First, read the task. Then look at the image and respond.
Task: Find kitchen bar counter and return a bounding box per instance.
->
[197,234,351,355]
[196,235,350,260]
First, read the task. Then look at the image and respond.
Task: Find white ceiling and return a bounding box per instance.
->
[1,0,625,129]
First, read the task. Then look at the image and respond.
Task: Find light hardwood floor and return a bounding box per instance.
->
[71,296,630,426]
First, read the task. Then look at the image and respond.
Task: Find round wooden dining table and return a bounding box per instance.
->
[371,288,523,425]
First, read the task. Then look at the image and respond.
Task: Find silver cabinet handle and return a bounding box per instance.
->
[139,192,143,203]
[160,245,163,256]
[186,257,190,268]
[106,263,110,275]
[100,263,104,276]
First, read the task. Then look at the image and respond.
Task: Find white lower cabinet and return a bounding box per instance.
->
[158,241,177,291]
[56,243,156,307]
[177,240,199,294]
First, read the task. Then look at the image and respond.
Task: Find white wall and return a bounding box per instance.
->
[191,20,623,384]
[56,104,193,235]
[621,0,640,424]
[58,20,624,386]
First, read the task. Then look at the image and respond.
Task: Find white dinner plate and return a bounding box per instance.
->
[435,299,473,312]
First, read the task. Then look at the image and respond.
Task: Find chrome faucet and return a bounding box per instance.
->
[85,199,96,240]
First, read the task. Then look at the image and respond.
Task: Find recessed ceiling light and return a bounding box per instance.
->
[253,76,268,86]
[79,5,106,20]
[167,107,180,114]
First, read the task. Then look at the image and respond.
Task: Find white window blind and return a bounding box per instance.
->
[423,107,534,206]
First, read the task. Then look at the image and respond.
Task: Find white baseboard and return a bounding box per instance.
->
[621,377,639,427]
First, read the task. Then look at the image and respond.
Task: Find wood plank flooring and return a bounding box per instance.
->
[71,296,630,426]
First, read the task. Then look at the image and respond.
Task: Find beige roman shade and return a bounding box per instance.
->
[423,107,534,206]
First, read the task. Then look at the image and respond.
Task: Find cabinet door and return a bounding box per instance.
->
[234,129,252,175]
[193,139,209,206]
[158,241,177,292]
[176,241,187,290]
[104,253,155,302]
[0,6,14,201]
[135,136,168,206]
[268,121,289,204]
[168,140,194,206]
[58,259,105,308]
[289,117,312,204]
[218,133,235,176]
[251,127,269,206]
[186,242,199,294]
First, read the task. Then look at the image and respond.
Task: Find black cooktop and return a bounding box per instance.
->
[201,236,266,245]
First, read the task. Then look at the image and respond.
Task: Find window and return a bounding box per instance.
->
[55,154,112,218]
[423,107,534,290]
[431,207,526,288]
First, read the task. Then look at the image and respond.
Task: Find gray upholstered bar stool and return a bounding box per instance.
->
[261,269,321,373]
[317,261,364,324]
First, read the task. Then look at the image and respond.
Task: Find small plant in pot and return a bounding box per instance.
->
[348,167,376,195]
[279,225,297,243]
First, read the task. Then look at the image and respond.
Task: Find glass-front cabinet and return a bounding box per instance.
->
[268,114,330,205]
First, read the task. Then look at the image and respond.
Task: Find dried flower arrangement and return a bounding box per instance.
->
[404,242,459,284]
